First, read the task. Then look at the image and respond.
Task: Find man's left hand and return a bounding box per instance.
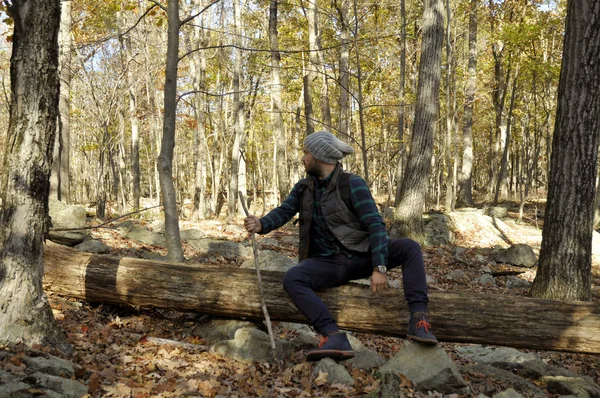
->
[371,271,388,292]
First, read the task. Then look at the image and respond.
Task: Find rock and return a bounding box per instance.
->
[115,220,134,234]
[240,250,296,272]
[22,353,81,378]
[461,364,547,398]
[257,237,280,248]
[423,214,454,247]
[506,276,531,289]
[192,319,257,343]
[20,372,88,398]
[479,274,497,286]
[377,372,406,398]
[188,238,249,258]
[542,375,600,397]
[494,244,537,267]
[149,219,165,232]
[487,207,509,218]
[456,346,541,369]
[345,335,386,370]
[180,229,206,241]
[446,269,466,280]
[0,380,57,397]
[48,199,88,246]
[281,236,299,246]
[74,238,110,254]
[379,342,467,393]
[211,327,294,363]
[313,358,354,386]
[225,224,246,235]
[126,226,166,247]
[493,388,524,398]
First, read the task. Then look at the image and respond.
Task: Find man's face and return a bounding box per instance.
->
[302,148,320,176]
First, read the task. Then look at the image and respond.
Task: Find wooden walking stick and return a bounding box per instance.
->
[238,192,278,358]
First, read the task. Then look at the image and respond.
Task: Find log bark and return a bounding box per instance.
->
[43,242,600,355]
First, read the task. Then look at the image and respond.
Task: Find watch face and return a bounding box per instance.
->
[377,266,387,274]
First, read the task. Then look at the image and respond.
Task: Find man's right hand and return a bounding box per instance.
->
[244,216,262,234]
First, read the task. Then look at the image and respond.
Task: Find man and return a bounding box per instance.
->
[244,131,437,361]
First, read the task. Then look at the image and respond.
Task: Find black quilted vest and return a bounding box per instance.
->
[297,163,370,261]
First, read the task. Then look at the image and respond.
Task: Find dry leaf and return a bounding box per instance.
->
[314,371,328,386]
[87,372,101,395]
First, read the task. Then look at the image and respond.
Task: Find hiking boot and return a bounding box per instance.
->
[407,312,438,345]
[306,333,355,361]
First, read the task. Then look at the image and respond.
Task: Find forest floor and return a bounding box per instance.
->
[15,199,600,396]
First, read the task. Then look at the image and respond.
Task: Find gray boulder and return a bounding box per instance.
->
[22,353,82,378]
[180,228,206,241]
[456,346,541,368]
[126,226,166,247]
[47,199,88,246]
[115,220,134,234]
[479,274,497,286]
[74,238,110,254]
[493,388,524,398]
[313,358,354,386]
[345,334,386,370]
[423,214,454,247]
[487,207,509,218]
[506,276,532,289]
[461,364,547,398]
[20,372,88,398]
[192,319,257,343]
[542,375,600,398]
[379,342,467,393]
[494,244,537,267]
[211,327,294,363]
[188,238,250,258]
[241,250,296,272]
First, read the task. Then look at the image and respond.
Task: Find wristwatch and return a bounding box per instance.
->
[374,265,387,275]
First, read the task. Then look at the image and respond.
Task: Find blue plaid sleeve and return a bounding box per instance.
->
[348,175,389,267]
[259,181,303,234]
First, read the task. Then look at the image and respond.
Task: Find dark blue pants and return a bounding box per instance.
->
[282,238,429,336]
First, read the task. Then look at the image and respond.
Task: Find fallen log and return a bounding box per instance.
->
[43,242,600,354]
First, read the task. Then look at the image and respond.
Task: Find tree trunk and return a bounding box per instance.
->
[443,0,455,213]
[457,0,477,207]
[352,0,369,184]
[335,0,350,143]
[0,0,70,353]
[269,0,288,204]
[43,243,600,355]
[394,0,407,207]
[50,0,72,203]
[159,0,184,262]
[530,0,600,301]
[394,0,444,240]
[227,0,245,219]
[494,71,518,205]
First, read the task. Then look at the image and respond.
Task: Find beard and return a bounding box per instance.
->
[304,162,320,177]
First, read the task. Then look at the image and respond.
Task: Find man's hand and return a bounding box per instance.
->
[244,216,262,234]
[371,270,388,292]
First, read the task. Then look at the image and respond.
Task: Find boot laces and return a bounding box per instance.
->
[318,336,329,348]
[416,318,431,334]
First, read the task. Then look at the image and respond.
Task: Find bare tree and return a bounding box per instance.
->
[0,0,71,352]
[159,0,185,261]
[394,0,445,239]
[269,0,288,203]
[530,0,600,301]
[50,0,72,202]
[457,0,477,207]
